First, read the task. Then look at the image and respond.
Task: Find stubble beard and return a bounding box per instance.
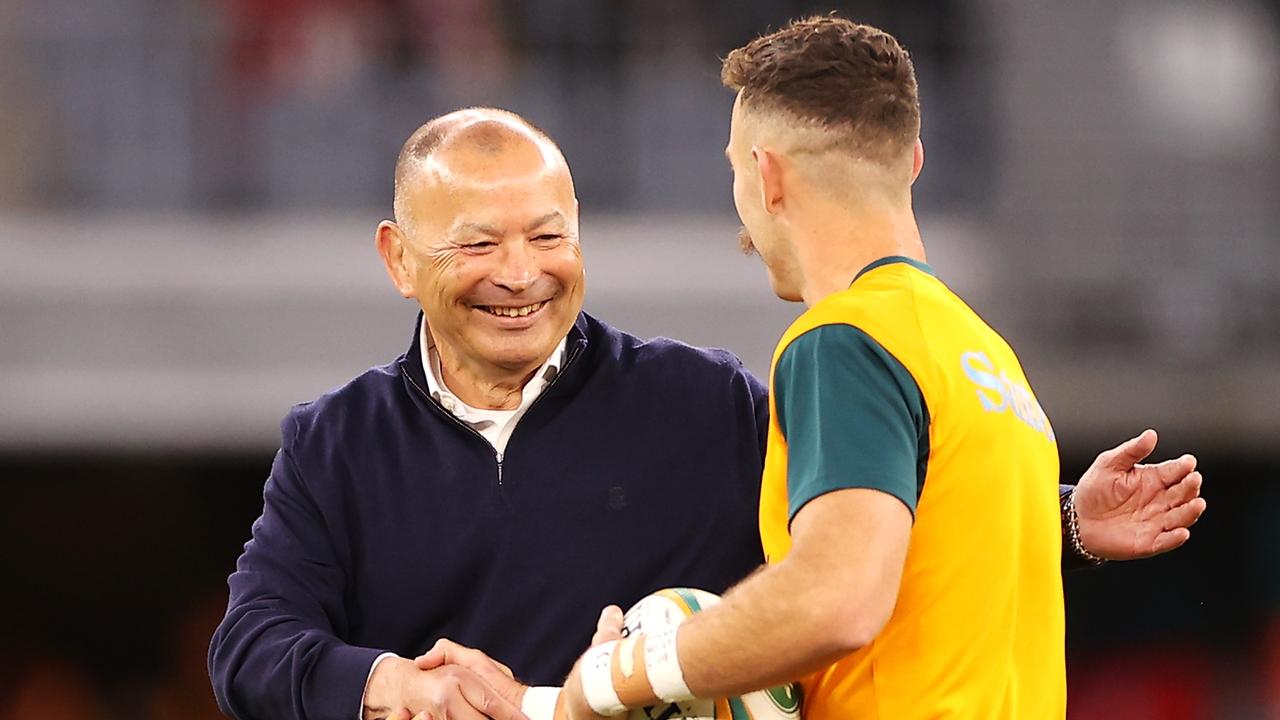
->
[737,226,757,256]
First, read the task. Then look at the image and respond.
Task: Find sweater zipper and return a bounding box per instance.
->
[400,341,584,488]
[501,342,584,466]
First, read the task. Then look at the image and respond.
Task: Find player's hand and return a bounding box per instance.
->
[414,639,527,710]
[591,605,625,646]
[559,662,609,720]
[1073,429,1206,560]
[365,655,527,720]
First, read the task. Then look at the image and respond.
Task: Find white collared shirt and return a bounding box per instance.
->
[420,321,567,460]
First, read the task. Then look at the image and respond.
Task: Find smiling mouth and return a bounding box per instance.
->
[476,300,550,318]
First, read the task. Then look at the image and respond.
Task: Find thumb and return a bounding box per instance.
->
[592,605,625,646]
[1099,429,1158,471]
[413,642,447,670]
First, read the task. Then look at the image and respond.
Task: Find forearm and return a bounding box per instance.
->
[676,559,866,698]
[570,490,909,720]
[210,436,389,720]
[210,594,387,720]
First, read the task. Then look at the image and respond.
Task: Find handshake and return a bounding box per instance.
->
[363,589,803,720]
[363,605,625,720]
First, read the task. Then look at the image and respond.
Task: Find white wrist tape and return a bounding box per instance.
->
[521,686,562,720]
[580,640,627,716]
[644,626,694,702]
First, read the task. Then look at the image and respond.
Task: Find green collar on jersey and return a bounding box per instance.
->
[853,255,936,284]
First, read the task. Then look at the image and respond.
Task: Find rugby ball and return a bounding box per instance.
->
[622,588,802,720]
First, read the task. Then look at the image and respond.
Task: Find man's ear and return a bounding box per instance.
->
[911,138,924,185]
[752,146,786,215]
[375,220,416,298]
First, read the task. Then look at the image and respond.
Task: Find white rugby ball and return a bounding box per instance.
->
[622,588,802,720]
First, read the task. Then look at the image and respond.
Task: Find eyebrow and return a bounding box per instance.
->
[724,147,732,165]
[451,211,566,239]
[524,211,565,232]
[453,222,503,238]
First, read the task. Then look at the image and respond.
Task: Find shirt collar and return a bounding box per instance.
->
[419,321,567,419]
[852,255,936,284]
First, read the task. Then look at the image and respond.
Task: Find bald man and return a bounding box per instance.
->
[207,109,770,720]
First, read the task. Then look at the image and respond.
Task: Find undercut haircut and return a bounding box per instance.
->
[722,16,920,166]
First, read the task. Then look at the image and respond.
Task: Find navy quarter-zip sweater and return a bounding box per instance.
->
[209,312,769,720]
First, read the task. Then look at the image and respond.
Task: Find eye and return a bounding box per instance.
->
[532,233,562,244]
[462,241,498,250]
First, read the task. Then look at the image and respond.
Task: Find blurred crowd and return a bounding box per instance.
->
[0,0,976,213]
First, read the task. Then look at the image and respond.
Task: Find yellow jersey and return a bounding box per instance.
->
[759,257,1065,719]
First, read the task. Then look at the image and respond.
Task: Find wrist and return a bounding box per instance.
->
[365,655,415,711]
[1061,490,1106,565]
[522,685,561,720]
[577,629,693,716]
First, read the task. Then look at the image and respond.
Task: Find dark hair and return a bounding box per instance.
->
[722,16,920,163]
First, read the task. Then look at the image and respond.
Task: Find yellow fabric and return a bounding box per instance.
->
[759,259,1065,719]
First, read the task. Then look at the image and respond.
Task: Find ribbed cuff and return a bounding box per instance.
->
[301,643,389,720]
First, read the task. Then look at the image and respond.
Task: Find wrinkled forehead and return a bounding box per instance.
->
[403,153,576,237]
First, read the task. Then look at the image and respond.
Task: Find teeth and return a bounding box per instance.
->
[483,301,544,318]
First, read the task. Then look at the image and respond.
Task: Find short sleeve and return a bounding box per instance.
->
[774,324,929,522]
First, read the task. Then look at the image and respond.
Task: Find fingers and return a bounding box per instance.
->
[591,605,625,646]
[415,645,446,671]
[416,639,525,709]
[1161,496,1207,532]
[1149,527,1192,556]
[413,668,511,720]
[1149,454,1198,487]
[454,669,529,720]
[416,639,511,678]
[1098,429,1158,471]
[1160,471,1203,508]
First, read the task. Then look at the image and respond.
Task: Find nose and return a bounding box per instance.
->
[491,239,538,293]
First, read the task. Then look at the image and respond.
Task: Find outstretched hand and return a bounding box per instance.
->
[1073,429,1206,560]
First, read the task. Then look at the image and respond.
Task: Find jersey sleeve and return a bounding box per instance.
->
[773,323,929,522]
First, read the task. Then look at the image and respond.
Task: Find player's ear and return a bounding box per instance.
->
[376,220,416,299]
[910,138,924,185]
[752,146,785,215]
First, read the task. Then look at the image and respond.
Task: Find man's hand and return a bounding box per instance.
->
[362,654,527,720]
[414,638,523,702]
[1074,429,1206,560]
[559,661,609,720]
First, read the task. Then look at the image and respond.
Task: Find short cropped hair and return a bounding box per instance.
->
[722,16,920,164]
[392,107,556,231]
[393,107,552,197]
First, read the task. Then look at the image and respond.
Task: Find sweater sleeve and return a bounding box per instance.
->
[208,411,387,720]
[745,367,770,466]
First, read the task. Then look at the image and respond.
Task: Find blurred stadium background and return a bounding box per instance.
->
[0,0,1277,718]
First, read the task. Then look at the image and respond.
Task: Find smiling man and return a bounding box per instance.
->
[207,109,771,720]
